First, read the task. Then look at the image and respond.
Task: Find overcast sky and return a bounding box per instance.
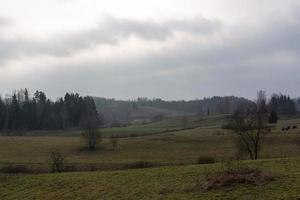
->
[0,0,300,100]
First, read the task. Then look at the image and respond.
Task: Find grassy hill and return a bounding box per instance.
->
[0,115,300,199]
[93,96,254,123]
[1,157,300,200]
[28,114,229,137]
[101,114,230,137]
[0,116,299,172]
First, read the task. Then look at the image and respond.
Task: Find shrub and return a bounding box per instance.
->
[82,128,102,151]
[50,151,65,173]
[212,130,224,136]
[110,135,118,151]
[196,156,215,164]
[127,161,155,169]
[268,110,278,124]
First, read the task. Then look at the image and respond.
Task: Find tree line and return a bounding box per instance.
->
[224,91,300,160]
[93,96,254,123]
[93,94,299,123]
[0,89,100,131]
[269,94,297,116]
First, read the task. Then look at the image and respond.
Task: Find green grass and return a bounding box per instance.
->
[0,125,299,170]
[0,115,299,169]
[271,117,300,132]
[39,114,300,138]
[0,116,300,199]
[101,115,230,137]
[24,115,229,138]
[1,157,300,199]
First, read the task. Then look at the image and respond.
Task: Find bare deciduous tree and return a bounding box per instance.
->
[227,91,269,160]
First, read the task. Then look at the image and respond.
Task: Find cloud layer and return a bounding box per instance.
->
[0,16,221,63]
[0,1,300,100]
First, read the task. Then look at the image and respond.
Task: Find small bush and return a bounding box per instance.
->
[212,130,224,136]
[196,156,215,164]
[110,135,118,151]
[50,151,65,173]
[127,161,155,169]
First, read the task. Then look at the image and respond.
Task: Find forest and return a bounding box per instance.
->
[0,89,100,131]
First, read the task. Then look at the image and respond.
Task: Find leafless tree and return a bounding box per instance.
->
[227,91,269,160]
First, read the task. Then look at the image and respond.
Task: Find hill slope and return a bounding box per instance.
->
[1,157,300,200]
[93,96,254,123]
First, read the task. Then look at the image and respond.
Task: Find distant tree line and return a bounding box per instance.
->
[0,89,100,131]
[269,94,297,116]
[93,96,254,123]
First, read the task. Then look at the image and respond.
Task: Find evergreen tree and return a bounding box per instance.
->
[268,110,278,124]
[0,98,7,130]
[0,89,101,132]
[270,94,297,116]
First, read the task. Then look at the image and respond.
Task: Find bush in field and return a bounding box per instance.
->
[268,110,278,124]
[182,116,188,127]
[110,135,118,151]
[50,151,65,173]
[82,128,102,151]
[196,156,215,164]
[127,161,155,169]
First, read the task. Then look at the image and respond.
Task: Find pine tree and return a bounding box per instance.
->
[268,110,278,124]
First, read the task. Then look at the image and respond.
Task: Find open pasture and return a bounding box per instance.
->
[0,116,299,170]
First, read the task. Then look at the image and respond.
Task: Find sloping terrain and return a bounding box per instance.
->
[93,96,254,123]
[0,157,300,200]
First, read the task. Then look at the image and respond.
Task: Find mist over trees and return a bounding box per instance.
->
[93,93,300,124]
[93,96,254,123]
[0,89,100,131]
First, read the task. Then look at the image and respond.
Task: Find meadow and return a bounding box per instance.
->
[0,115,300,199]
[1,157,300,200]
[26,115,230,137]
[0,115,299,171]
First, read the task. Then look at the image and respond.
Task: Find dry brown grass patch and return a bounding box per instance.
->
[191,168,275,192]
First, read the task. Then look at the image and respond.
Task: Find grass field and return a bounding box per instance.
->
[101,114,230,136]
[0,116,299,170]
[0,115,300,199]
[29,115,229,137]
[1,157,300,200]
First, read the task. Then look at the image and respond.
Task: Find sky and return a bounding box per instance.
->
[0,0,300,100]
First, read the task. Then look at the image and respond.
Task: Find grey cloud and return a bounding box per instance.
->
[165,17,221,35]
[0,16,221,64]
[22,10,300,99]
[1,10,300,99]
